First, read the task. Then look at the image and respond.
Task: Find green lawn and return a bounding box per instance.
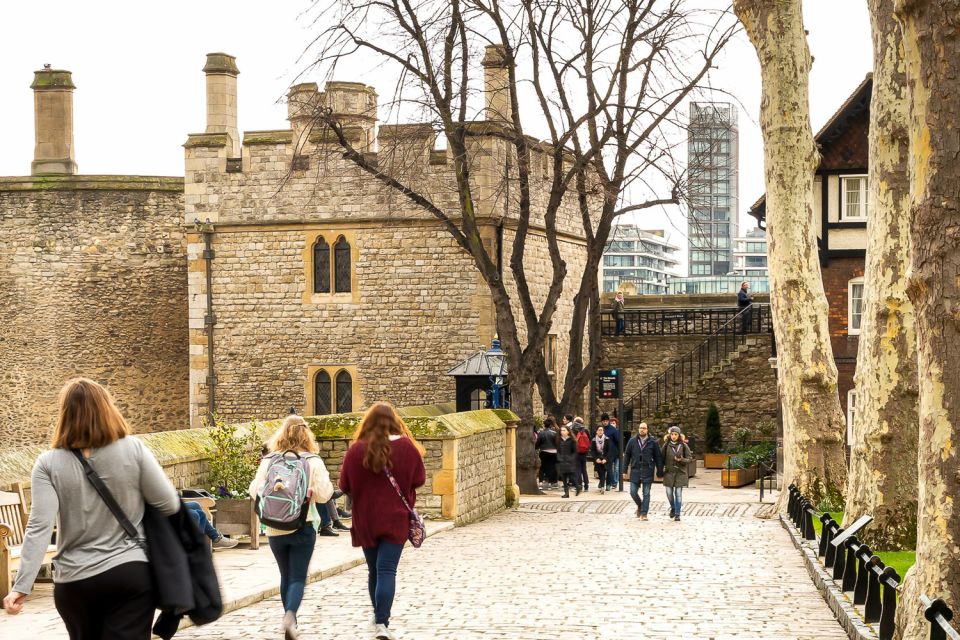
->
[808,511,916,578]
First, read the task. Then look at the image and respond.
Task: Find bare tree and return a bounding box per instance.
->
[732,0,848,505]
[843,0,918,552]
[892,0,960,636]
[309,0,736,492]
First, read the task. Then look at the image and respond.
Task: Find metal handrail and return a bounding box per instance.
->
[622,304,772,428]
[602,306,770,336]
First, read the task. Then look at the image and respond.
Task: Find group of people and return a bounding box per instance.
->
[536,412,693,520]
[3,378,424,640]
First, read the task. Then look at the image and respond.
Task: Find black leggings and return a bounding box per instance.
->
[54,561,155,640]
[539,451,558,483]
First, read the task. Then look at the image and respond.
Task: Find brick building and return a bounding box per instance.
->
[748,75,871,443]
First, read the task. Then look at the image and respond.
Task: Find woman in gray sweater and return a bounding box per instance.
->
[2,378,180,639]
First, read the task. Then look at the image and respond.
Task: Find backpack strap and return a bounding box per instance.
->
[71,449,146,547]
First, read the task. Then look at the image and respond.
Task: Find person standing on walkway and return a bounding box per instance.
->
[339,402,426,640]
[737,281,753,333]
[661,426,693,521]
[601,414,621,490]
[2,378,181,639]
[622,422,663,520]
[572,416,591,492]
[613,291,626,336]
[590,425,613,495]
[184,501,239,549]
[555,424,580,498]
[536,417,559,489]
[250,415,334,640]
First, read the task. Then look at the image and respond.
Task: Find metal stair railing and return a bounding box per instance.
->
[621,304,773,429]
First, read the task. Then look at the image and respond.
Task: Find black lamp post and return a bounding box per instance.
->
[484,338,507,409]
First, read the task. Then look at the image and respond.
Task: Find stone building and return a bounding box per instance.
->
[0,68,189,446]
[184,51,591,426]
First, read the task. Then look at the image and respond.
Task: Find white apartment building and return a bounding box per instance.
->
[732,227,768,277]
[602,225,682,294]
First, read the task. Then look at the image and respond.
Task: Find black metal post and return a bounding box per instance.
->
[833,539,847,580]
[841,538,859,592]
[818,513,834,558]
[854,544,872,605]
[804,506,817,541]
[878,567,900,640]
[825,524,842,570]
[864,557,883,623]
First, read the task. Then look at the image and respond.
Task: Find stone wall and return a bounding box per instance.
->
[450,423,508,525]
[0,176,189,447]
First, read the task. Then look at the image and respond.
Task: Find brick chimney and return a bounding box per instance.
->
[202,52,240,156]
[31,66,77,175]
[481,45,512,122]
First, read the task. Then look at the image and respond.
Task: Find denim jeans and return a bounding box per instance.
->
[268,525,317,614]
[665,485,683,515]
[576,453,589,489]
[616,318,625,335]
[629,480,653,515]
[362,540,405,626]
[185,501,219,541]
[318,498,338,528]
[607,458,620,488]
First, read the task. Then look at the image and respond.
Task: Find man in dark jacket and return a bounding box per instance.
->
[613,292,626,336]
[737,281,753,333]
[601,414,621,490]
[622,422,663,520]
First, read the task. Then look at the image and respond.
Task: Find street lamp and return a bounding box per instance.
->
[484,338,507,409]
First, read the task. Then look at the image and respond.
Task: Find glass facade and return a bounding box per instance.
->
[732,228,769,278]
[601,225,681,294]
[687,102,739,276]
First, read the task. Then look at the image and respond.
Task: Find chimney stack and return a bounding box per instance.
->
[31,66,77,175]
[481,45,512,122]
[202,52,240,156]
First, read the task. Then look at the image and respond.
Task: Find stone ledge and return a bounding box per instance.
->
[0,175,184,192]
[781,514,877,640]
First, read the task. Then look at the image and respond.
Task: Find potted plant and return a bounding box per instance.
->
[703,404,729,469]
[205,415,263,548]
[721,453,759,488]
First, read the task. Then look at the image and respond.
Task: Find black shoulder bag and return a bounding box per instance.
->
[71,449,147,548]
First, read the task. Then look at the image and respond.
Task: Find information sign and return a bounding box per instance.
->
[598,369,621,399]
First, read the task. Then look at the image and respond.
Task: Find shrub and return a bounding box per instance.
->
[205,414,261,499]
[756,419,777,440]
[705,404,722,453]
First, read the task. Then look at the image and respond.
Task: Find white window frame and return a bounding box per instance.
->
[840,175,868,221]
[847,389,858,445]
[848,277,865,335]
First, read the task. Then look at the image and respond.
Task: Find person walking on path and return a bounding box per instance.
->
[590,425,613,495]
[601,414,621,490]
[622,422,663,520]
[2,378,182,639]
[250,415,334,640]
[536,417,559,489]
[555,424,580,498]
[613,291,626,336]
[572,416,591,492]
[339,402,426,640]
[184,501,239,550]
[661,426,693,521]
[737,281,753,333]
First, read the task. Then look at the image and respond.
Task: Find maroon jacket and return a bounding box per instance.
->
[339,436,426,548]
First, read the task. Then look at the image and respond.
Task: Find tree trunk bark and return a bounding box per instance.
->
[733,0,848,506]
[843,0,919,551]
[892,0,960,636]
[509,377,543,494]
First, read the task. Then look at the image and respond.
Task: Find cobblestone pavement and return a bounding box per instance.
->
[176,499,846,640]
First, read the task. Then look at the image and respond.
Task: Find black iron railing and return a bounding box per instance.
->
[786,486,960,640]
[602,305,772,336]
[621,305,773,428]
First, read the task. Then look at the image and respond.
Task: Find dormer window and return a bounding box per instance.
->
[841,175,868,220]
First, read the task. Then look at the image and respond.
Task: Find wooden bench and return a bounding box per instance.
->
[1,483,57,599]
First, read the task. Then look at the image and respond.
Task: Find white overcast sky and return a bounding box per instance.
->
[0,1,871,251]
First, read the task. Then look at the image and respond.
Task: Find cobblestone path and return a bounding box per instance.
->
[176,500,846,639]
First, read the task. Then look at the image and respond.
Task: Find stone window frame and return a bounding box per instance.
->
[302,230,360,304]
[305,365,361,416]
[544,334,558,377]
[840,174,869,221]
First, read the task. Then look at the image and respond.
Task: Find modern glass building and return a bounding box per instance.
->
[732,227,768,277]
[687,102,739,276]
[602,225,681,294]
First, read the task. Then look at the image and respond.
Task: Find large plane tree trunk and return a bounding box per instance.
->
[733,0,848,506]
[843,0,919,551]
[893,0,960,637]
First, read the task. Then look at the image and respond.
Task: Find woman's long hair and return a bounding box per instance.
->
[266,415,319,454]
[352,402,425,473]
[51,378,131,449]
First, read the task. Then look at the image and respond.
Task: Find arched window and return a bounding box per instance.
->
[335,370,353,413]
[313,237,330,294]
[314,370,331,416]
[334,236,351,293]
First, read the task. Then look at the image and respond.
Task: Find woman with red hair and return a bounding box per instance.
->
[339,402,426,640]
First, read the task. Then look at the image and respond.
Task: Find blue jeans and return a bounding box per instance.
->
[362,540,405,627]
[616,318,625,335]
[665,485,683,515]
[629,480,653,515]
[607,457,620,488]
[319,499,335,528]
[268,525,317,615]
[185,501,219,541]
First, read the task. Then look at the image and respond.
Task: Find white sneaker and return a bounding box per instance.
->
[374,623,397,639]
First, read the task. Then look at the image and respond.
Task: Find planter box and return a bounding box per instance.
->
[721,467,758,488]
[703,453,732,469]
[213,498,260,549]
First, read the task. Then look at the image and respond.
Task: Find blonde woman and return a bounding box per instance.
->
[339,403,426,640]
[250,415,334,640]
[2,378,180,639]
